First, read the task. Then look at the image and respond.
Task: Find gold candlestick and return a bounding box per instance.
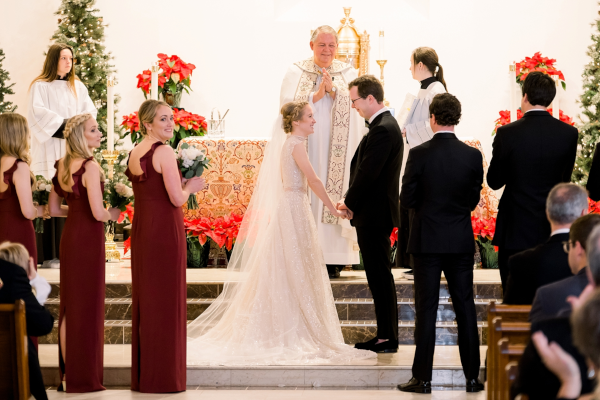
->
[101,149,121,262]
[101,149,119,180]
[376,60,390,107]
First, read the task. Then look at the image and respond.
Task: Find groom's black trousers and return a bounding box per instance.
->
[412,253,480,381]
[355,226,398,341]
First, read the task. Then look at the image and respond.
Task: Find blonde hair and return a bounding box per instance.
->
[138,99,171,136]
[30,43,78,97]
[0,113,35,187]
[61,113,104,186]
[310,25,338,43]
[0,241,30,272]
[281,101,309,134]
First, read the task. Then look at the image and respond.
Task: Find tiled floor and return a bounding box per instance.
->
[46,388,487,399]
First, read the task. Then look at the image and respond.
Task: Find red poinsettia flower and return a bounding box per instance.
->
[493,108,573,135]
[589,198,600,214]
[123,237,131,255]
[157,53,196,83]
[390,227,398,247]
[515,52,565,86]
[121,112,140,133]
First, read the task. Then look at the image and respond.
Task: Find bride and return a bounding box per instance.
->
[187,101,376,365]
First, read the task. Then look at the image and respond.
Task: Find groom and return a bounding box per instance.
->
[337,75,403,353]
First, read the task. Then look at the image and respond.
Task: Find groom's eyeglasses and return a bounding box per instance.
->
[351,97,364,105]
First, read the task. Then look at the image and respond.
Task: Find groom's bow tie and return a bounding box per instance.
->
[364,120,370,128]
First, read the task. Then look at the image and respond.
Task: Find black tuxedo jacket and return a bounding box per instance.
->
[503,233,572,305]
[400,132,483,254]
[345,110,403,228]
[529,267,590,323]
[0,259,54,400]
[487,111,578,250]
[511,317,594,400]
[587,143,600,201]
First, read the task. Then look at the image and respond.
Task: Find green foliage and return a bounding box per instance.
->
[0,49,17,113]
[573,7,600,184]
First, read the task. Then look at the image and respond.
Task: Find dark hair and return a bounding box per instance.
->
[413,47,447,91]
[348,75,384,103]
[546,183,589,224]
[522,71,556,107]
[429,93,461,126]
[570,214,600,251]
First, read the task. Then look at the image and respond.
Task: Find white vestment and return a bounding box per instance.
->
[280,60,365,265]
[403,81,446,148]
[28,80,97,179]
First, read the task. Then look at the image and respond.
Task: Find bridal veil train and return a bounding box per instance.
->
[186,112,376,366]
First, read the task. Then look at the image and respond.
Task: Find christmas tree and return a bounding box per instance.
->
[0,48,17,114]
[50,0,127,183]
[572,12,600,184]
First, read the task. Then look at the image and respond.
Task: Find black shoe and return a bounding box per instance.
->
[372,339,398,353]
[354,337,378,350]
[465,378,484,392]
[326,264,342,279]
[397,377,432,393]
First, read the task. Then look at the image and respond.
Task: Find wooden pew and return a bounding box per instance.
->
[0,300,30,400]
[498,342,526,400]
[487,302,531,400]
[505,362,521,400]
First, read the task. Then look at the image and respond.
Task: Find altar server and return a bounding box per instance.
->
[397,47,447,273]
[28,43,97,265]
[279,26,365,278]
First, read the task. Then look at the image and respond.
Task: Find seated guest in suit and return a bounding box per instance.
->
[0,241,54,400]
[587,143,600,201]
[530,213,600,323]
[397,93,484,393]
[487,71,579,292]
[503,183,588,305]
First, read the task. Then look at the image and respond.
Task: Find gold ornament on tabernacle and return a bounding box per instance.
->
[336,7,369,76]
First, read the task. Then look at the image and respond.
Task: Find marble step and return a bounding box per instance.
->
[38,320,489,346]
[48,281,502,300]
[45,297,499,322]
[39,344,487,388]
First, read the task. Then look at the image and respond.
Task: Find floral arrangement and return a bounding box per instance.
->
[136,53,196,100]
[492,108,575,135]
[472,215,498,269]
[176,143,210,209]
[104,179,133,212]
[122,204,135,256]
[589,198,600,215]
[32,175,52,233]
[184,214,243,251]
[515,52,566,89]
[472,216,496,241]
[390,227,398,247]
[121,108,207,148]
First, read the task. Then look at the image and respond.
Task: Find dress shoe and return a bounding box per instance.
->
[372,339,398,353]
[397,377,432,393]
[326,264,342,279]
[465,378,484,392]
[354,337,378,350]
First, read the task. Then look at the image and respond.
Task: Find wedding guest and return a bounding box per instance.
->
[48,113,120,393]
[28,43,97,267]
[125,100,205,393]
[398,93,483,393]
[0,113,46,271]
[503,183,588,305]
[0,242,54,400]
[398,47,447,276]
[488,71,578,291]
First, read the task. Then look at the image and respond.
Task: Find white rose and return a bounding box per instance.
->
[44,184,52,192]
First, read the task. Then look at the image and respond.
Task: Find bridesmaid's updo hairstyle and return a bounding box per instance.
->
[412,47,447,91]
[281,101,308,134]
[62,113,104,185]
[138,99,171,136]
[0,113,35,186]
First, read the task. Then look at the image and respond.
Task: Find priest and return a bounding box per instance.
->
[279,25,365,278]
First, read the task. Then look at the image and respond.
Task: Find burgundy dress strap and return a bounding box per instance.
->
[126,141,164,184]
[71,158,96,198]
[0,159,24,199]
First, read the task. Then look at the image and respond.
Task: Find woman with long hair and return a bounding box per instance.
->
[28,43,97,266]
[125,100,205,393]
[49,113,120,393]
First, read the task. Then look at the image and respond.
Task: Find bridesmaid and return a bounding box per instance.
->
[48,113,120,393]
[0,113,46,271]
[125,100,205,393]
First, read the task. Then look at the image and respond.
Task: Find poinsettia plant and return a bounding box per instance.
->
[492,108,575,135]
[589,198,600,214]
[472,215,498,269]
[515,52,566,89]
[184,214,244,251]
[121,108,207,148]
[136,53,196,99]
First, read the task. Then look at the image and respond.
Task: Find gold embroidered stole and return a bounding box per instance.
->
[293,58,352,224]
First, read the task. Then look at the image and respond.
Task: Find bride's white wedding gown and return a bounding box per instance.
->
[186,134,376,366]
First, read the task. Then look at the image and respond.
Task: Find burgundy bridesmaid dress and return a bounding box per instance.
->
[52,158,105,393]
[0,159,37,267]
[126,142,186,393]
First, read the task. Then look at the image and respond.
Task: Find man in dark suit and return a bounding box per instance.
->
[0,258,54,400]
[487,71,579,291]
[397,93,484,393]
[587,144,600,201]
[337,74,403,354]
[529,213,600,322]
[503,183,588,305]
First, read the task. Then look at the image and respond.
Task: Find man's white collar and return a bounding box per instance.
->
[369,107,389,124]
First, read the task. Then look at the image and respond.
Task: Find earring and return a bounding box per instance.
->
[588,367,596,379]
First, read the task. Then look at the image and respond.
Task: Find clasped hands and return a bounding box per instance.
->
[335,199,353,220]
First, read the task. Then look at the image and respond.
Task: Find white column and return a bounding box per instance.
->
[107,76,114,151]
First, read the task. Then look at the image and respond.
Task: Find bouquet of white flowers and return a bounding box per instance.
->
[176,143,210,209]
[104,180,134,212]
[32,175,52,233]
